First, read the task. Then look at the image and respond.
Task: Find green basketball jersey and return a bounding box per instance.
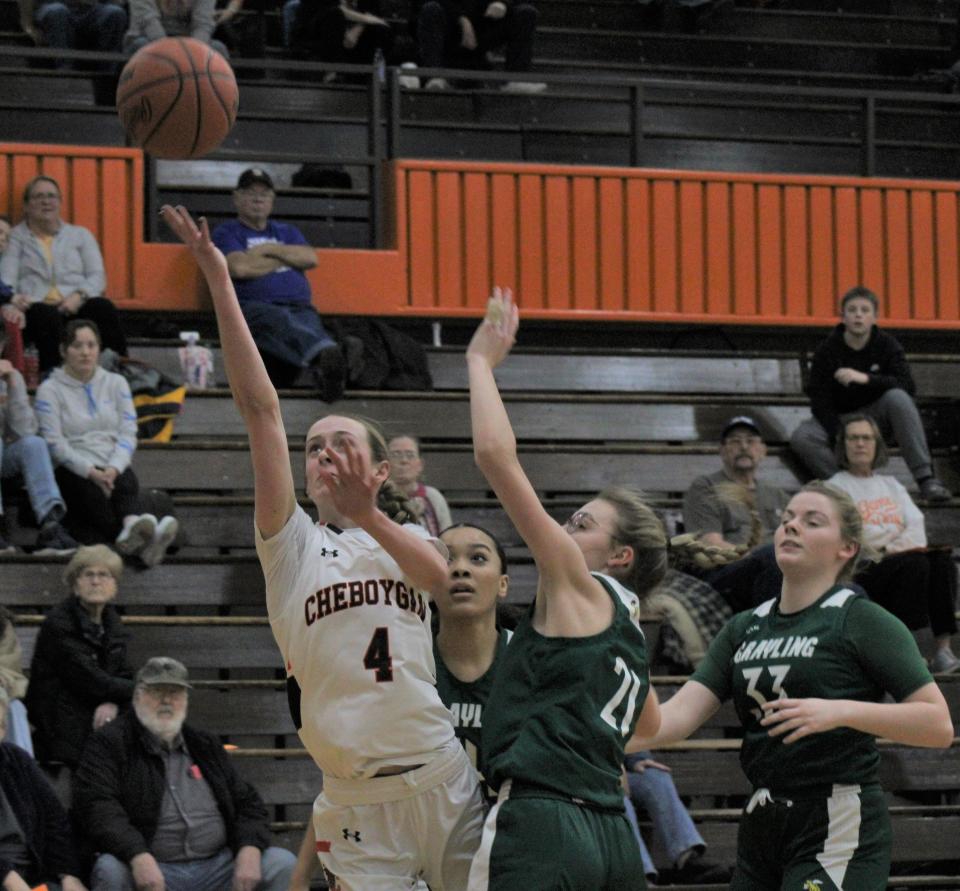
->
[692,584,933,795]
[480,572,650,810]
[434,628,512,787]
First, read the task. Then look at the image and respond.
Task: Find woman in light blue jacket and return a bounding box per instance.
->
[35,319,178,566]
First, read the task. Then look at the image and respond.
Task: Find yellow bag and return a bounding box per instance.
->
[132,385,187,443]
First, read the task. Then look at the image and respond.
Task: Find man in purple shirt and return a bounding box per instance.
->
[211,168,345,400]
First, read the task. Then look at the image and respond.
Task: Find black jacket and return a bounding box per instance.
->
[72,709,271,864]
[0,742,82,884]
[806,324,916,437]
[24,596,134,766]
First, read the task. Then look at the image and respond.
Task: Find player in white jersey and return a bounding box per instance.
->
[162,206,485,891]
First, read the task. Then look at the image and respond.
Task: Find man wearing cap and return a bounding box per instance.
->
[683,416,789,550]
[73,656,296,891]
[211,168,346,400]
[790,285,951,502]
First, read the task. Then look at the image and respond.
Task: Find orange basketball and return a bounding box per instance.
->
[116,37,239,160]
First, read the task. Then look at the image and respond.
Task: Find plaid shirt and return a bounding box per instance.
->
[656,569,732,673]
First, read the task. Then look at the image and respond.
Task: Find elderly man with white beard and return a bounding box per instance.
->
[72,657,296,891]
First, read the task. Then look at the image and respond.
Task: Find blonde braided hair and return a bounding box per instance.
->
[669,482,761,572]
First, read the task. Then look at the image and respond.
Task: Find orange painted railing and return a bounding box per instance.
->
[3,145,960,328]
[0,143,142,304]
[399,160,960,328]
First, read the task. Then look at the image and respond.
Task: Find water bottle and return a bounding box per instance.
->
[23,346,40,389]
[373,47,386,85]
[178,331,213,390]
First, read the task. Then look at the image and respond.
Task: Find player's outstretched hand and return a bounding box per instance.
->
[160,204,228,277]
[760,697,845,744]
[466,286,519,370]
[316,435,380,524]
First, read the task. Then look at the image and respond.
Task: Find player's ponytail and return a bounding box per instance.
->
[378,478,418,525]
[668,481,759,573]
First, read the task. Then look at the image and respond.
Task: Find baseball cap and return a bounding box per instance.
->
[136,656,192,689]
[721,415,762,441]
[236,168,274,190]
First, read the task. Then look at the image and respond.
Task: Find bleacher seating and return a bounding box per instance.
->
[3,339,959,887]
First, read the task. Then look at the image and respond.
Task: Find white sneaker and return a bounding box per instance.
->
[140,515,179,568]
[501,80,547,94]
[399,62,421,89]
[425,77,449,90]
[115,514,157,557]
[930,648,960,674]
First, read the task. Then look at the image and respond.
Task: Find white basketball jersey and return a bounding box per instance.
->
[256,506,456,779]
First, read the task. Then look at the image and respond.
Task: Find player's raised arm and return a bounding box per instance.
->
[466,289,612,629]
[161,205,295,538]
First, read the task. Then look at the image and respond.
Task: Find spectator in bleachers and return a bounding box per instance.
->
[211,168,346,399]
[25,545,133,776]
[124,0,229,55]
[35,320,179,564]
[413,0,544,92]
[74,655,297,891]
[0,175,129,375]
[17,0,125,61]
[623,752,729,884]
[680,415,787,612]
[0,327,79,555]
[388,433,452,535]
[828,414,959,674]
[684,415,789,550]
[0,686,89,891]
[791,285,951,503]
[0,607,34,755]
[288,0,394,69]
[635,480,953,888]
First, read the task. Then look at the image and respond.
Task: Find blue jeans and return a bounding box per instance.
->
[35,1,126,56]
[0,434,64,524]
[239,301,336,370]
[91,847,296,891]
[624,795,657,879]
[626,752,705,868]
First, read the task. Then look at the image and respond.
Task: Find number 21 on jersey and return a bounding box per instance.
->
[600,656,644,736]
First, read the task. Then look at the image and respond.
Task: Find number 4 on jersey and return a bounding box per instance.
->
[363,627,394,682]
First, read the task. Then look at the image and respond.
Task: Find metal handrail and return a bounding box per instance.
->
[5,42,960,248]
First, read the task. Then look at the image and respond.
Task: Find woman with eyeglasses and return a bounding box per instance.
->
[25,545,134,775]
[388,434,453,536]
[464,289,665,890]
[828,413,959,674]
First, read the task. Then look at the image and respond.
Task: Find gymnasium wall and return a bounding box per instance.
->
[3,144,960,328]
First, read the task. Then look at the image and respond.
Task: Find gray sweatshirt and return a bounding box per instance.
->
[0,370,38,442]
[0,221,106,303]
[34,367,138,478]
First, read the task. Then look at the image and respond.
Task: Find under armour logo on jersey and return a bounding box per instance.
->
[320,547,339,557]
[342,828,361,842]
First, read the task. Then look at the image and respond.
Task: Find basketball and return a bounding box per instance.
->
[116,37,239,160]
